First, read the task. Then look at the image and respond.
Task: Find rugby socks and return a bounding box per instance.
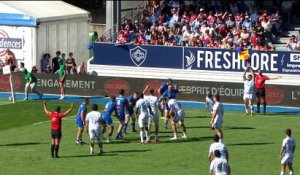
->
[256,102,260,112]
[164,122,168,129]
[183,132,187,137]
[51,144,55,157]
[146,130,150,141]
[290,171,293,175]
[123,123,128,133]
[244,104,248,114]
[263,102,267,113]
[140,131,144,143]
[280,172,284,175]
[54,145,59,157]
[131,122,136,131]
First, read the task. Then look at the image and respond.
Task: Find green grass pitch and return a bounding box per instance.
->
[0,100,299,175]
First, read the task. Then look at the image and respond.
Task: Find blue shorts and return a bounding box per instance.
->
[164,102,170,111]
[102,114,113,127]
[76,118,84,128]
[118,114,125,122]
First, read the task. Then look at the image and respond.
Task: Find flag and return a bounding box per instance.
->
[239,49,250,60]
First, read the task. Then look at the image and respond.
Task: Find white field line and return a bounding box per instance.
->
[0,147,36,152]
[33,115,76,125]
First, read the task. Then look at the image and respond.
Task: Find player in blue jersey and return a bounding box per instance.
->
[157,79,172,117]
[75,97,89,145]
[115,89,129,139]
[160,84,186,129]
[123,91,139,134]
[102,96,118,142]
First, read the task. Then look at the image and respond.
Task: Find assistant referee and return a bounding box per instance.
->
[43,101,74,158]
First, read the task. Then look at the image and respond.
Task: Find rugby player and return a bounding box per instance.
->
[58,59,66,100]
[85,104,104,155]
[135,93,151,144]
[102,96,118,142]
[205,89,214,112]
[20,63,43,100]
[160,85,186,129]
[75,98,89,145]
[157,78,172,117]
[143,85,159,142]
[43,101,74,158]
[254,69,281,113]
[208,134,229,163]
[280,128,296,175]
[168,99,187,140]
[115,89,129,140]
[123,91,139,134]
[209,150,231,175]
[210,94,224,142]
[242,67,255,116]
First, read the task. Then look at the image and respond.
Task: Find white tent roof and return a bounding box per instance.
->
[0,1,90,22]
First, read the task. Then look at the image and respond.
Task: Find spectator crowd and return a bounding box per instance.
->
[111,0,300,51]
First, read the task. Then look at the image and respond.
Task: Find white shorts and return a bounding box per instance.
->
[173,110,185,123]
[89,127,102,141]
[148,113,159,124]
[243,93,254,101]
[281,155,294,165]
[212,119,223,129]
[138,114,149,128]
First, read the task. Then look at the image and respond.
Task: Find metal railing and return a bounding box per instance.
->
[100,1,145,42]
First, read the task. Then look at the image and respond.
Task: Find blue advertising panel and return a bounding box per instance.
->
[94,43,300,74]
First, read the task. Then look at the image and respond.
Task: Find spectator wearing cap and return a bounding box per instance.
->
[242,16,252,31]
[52,51,61,73]
[40,53,50,73]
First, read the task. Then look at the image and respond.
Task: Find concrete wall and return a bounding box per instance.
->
[89,23,106,37]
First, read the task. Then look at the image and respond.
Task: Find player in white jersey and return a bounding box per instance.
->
[85,104,104,155]
[209,150,231,175]
[168,99,187,140]
[135,94,152,144]
[205,89,214,113]
[242,67,255,116]
[210,94,224,142]
[208,134,229,163]
[143,85,159,142]
[280,128,296,175]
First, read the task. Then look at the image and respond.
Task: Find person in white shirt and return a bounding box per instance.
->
[135,94,151,144]
[210,94,224,142]
[280,128,296,175]
[209,150,230,175]
[143,85,159,142]
[168,99,187,140]
[85,104,104,155]
[208,134,229,163]
[205,89,214,113]
[242,67,255,116]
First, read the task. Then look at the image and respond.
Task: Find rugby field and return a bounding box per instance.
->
[0,99,299,175]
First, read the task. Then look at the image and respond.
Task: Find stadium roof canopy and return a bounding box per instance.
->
[0,1,90,27]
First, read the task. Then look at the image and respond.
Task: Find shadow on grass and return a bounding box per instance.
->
[261,112,300,116]
[186,126,210,129]
[227,142,274,146]
[0,142,47,147]
[108,149,151,153]
[61,153,118,158]
[223,126,256,130]
[159,136,212,144]
[186,115,211,119]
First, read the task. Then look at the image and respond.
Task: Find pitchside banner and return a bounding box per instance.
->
[93,43,300,74]
[0,73,299,107]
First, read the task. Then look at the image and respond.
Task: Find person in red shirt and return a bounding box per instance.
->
[43,101,74,158]
[254,70,281,113]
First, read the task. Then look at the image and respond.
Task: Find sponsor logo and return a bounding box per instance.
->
[266,86,284,104]
[104,79,130,95]
[290,53,300,63]
[184,50,196,69]
[129,46,147,66]
[143,80,162,96]
[0,29,23,57]
[0,74,22,91]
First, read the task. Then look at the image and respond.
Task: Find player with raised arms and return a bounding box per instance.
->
[85,104,104,155]
[123,91,139,134]
[43,101,74,158]
[102,96,118,142]
[143,85,159,142]
[75,97,89,145]
[242,67,255,116]
[210,94,224,142]
[280,128,296,175]
[168,99,187,140]
[135,93,152,144]
[115,89,129,140]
